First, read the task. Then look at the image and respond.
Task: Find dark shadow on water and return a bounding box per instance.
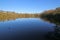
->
[40,17,60,40]
[45,25,60,40]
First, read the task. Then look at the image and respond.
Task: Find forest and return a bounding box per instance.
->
[40,7,60,25]
[0,10,40,21]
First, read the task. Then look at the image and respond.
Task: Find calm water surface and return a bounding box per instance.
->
[0,18,55,40]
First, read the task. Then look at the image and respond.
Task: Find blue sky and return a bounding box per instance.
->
[0,0,60,13]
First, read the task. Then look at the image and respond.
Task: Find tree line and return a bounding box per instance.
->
[0,10,40,21]
[40,7,60,25]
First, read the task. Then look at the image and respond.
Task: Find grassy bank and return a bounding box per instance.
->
[40,7,60,25]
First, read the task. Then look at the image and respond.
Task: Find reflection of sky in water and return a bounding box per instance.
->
[0,18,55,40]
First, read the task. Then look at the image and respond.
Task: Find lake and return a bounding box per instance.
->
[0,18,55,40]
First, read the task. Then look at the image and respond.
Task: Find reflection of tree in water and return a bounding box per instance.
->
[45,25,60,40]
[41,18,60,40]
[54,25,60,39]
[0,18,16,22]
